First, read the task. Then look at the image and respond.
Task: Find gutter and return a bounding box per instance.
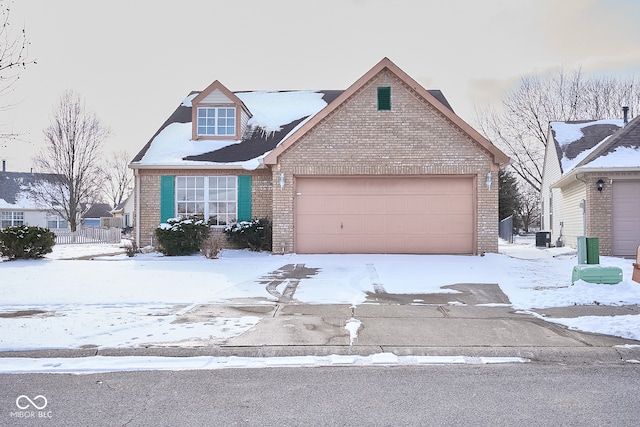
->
[550,166,640,189]
[129,162,267,171]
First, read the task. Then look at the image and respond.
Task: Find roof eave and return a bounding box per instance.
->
[551,166,640,188]
[129,162,266,171]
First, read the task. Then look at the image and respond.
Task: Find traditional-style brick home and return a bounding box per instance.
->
[130,58,509,254]
[541,110,640,257]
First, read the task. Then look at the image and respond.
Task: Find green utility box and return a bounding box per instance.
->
[571,264,622,285]
[577,236,600,264]
[586,237,600,264]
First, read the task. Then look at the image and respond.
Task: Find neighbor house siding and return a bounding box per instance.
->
[541,132,563,242]
[271,69,497,254]
[560,180,586,249]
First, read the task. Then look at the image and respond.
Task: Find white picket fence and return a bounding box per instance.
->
[55,227,122,245]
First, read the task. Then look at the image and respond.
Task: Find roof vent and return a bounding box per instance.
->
[623,106,629,125]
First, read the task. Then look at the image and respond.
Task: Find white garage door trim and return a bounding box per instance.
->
[294,176,476,254]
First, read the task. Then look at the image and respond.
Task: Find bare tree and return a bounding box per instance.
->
[104,150,133,209]
[476,68,640,192]
[33,90,111,231]
[0,0,35,143]
[517,183,540,233]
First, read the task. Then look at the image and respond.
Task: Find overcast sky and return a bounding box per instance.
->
[2,0,640,172]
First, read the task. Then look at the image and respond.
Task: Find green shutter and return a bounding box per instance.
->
[237,175,252,221]
[378,86,391,110]
[160,175,175,222]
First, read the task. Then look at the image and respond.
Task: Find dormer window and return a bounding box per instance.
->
[197,107,236,136]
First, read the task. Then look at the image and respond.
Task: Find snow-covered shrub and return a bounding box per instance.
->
[154,216,210,256]
[0,225,56,260]
[224,218,272,252]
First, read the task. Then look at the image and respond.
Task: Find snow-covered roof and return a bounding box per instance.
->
[549,119,624,173]
[132,90,343,168]
[131,79,456,169]
[573,114,640,170]
[0,172,60,210]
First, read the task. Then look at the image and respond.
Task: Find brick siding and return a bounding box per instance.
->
[271,70,499,254]
[134,169,271,249]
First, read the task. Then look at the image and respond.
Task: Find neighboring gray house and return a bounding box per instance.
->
[541,111,640,256]
[0,170,69,231]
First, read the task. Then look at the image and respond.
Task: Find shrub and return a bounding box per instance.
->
[0,225,56,260]
[154,216,210,256]
[123,239,137,257]
[201,234,223,259]
[224,218,272,251]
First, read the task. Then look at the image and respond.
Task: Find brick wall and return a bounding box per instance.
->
[585,174,612,256]
[134,168,271,248]
[271,70,500,254]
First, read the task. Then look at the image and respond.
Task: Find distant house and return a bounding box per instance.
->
[541,110,640,256]
[130,57,509,254]
[110,195,134,229]
[0,169,69,231]
[81,203,113,227]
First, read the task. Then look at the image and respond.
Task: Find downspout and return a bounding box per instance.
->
[575,173,587,236]
[134,169,140,246]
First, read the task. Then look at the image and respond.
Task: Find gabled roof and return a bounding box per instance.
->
[549,119,624,173]
[130,58,463,169]
[82,203,113,219]
[131,90,344,169]
[550,115,640,188]
[0,171,62,210]
[264,57,509,166]
[574,114,640,169]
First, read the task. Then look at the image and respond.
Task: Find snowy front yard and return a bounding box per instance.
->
[1,237,640,352]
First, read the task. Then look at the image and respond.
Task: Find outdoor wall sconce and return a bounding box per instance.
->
[279,173,285,190]
[486,172,492,190]
[597,179,604,192]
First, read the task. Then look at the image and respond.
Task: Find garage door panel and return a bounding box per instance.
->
[612,181,640,256]
[295,177,474,254]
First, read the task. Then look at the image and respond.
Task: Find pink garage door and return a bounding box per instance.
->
[612,180,640,257]
[294,176,475,254]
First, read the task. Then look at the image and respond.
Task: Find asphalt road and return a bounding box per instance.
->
[2,363,639,426]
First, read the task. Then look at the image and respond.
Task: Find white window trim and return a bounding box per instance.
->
[175,176,238,226]
[196,106,236,137]
[1,211,25,228]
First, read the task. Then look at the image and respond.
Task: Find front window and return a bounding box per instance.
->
[197,107,236,136]
[176,176,237,226]
[47,215,68,229]
[1,211,24,228]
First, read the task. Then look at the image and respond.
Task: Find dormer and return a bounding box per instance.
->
[190,80,251,141]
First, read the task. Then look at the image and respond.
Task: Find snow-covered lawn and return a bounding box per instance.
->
[1,237,640,353]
